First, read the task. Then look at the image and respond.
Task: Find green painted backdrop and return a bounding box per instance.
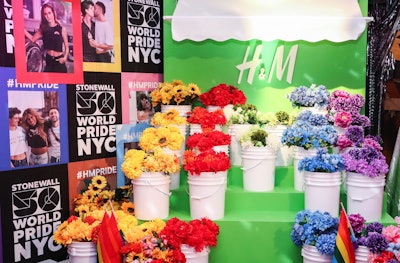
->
[163,0,368,112]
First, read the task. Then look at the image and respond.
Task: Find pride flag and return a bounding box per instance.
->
[332,208,356,263]
[97,212,123,263]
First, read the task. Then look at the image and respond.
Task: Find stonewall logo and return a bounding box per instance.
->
[126,1,161,64]
[75,85,117,156]
[12,179,62,262]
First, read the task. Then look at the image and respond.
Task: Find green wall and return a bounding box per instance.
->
[163,0,368,112]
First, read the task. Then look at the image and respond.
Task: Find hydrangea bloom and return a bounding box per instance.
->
[298,148,345,173]
[290,209,338,255]
[281,111,338,150]
[342,145,389,178]
[287,84,330,108]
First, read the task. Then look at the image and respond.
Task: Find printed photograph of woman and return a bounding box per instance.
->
[24,2,70,73]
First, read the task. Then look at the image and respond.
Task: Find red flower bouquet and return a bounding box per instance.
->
[200,83,246,107]
[187,107,227,132]
[186,130,231,151]
[183,149,230,175]
[160,217,220,252]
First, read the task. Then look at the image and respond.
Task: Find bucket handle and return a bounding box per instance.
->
[145,179,171,197]
[345,188,383,202]
[302,172,345,191]
[240,160,263,171]
[188,178,226,200]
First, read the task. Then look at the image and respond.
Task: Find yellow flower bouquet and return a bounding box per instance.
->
[139,126,185,151]
[150,80,201,107]
[121,147,180,180]
[150,109,187,126]
[53,209,138,247]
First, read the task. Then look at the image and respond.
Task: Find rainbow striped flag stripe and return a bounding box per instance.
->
[97,212,123,263]
[332,208,356,263]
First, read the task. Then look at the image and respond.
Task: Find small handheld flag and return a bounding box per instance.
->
[332,204,356,263]
[97,211,123,263]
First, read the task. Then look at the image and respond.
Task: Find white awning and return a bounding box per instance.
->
[165,0,373,42]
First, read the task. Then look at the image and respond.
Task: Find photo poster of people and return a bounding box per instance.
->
[0,66,69,172]
[115,123,150,187]
[66,72,122,162]
[120,0,163,73]
[0,0,15,67]
[82,0,122,73]
[0,164,70,263]
[67,156,117,214]
[12,0,84,84]
[121,71,162,124]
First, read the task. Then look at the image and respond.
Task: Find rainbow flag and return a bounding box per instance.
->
[97,212,123,263]
[332,208,356,263]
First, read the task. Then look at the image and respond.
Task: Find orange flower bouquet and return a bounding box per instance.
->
[187,106,227,133]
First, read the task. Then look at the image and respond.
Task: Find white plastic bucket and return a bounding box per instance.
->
[241,146,277,192]
[304,171,342,216]
[170,168,181,190]
[188,171,227,220]
[293,147,318,191]
[67,241,97,263]
[355,246,369,263]
[264,125,293,166]
[213,145,229,154]
[228,124,255,166]
[161,148,182,190]
[206,105,222,112]
[175,124,188,158]
[181,244,210,263]
[132,172,171,220]
[346,172,385,221]
[161,104,192,117]
[301,245,332,263]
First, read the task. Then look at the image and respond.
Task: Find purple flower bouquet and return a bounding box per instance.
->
[342,145,389,178]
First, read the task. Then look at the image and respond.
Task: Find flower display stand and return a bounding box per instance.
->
[168,164,395,263]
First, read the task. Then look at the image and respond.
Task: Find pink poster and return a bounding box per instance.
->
[12,0,83,84]
[121,72,163,124]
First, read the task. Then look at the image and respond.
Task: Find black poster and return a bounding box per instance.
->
[67,72,122,162]
[0,0,15,67]
[120,0,163,73]
[0,165,70,263]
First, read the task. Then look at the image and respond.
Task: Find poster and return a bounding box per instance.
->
[120,0,163,73]
[0,165,69,263]
[0,67,69,172]
[12,0,83,84]
[83,0,122,73]
[0,0,15,67]
[67,72,122,162]
[121,72,162,124]
[115,123,149,186]
[67,157,117,214]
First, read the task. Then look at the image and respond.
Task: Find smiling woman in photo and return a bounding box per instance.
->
[21,108,49,165]
[24,3,69,73]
